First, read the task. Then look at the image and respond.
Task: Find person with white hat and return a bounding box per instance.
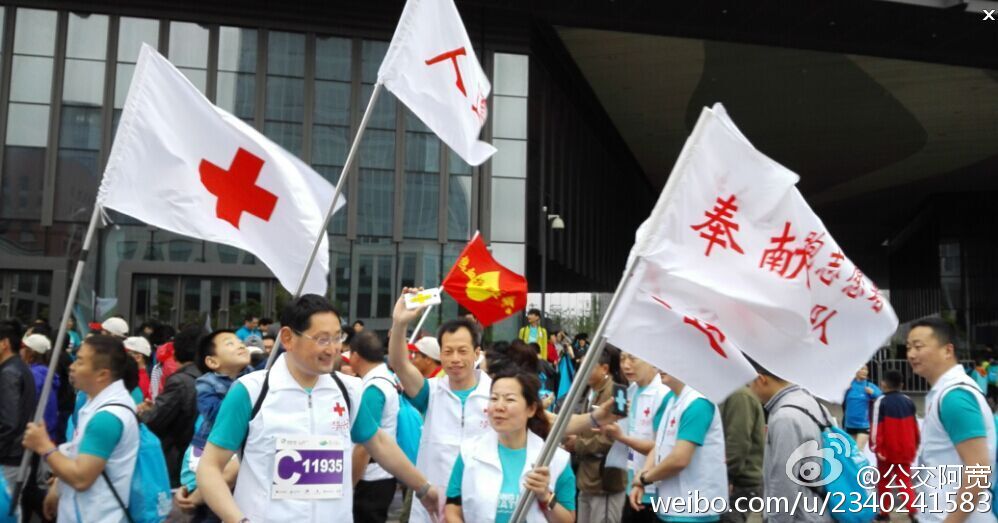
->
[97,318,129,339]
[20,334,61,443]
[409,337,442,379]
[123,336,152,401]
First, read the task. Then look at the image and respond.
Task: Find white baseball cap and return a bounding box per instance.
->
[123,336,152,358]
[101,317,129,338]
[22,334,52,354]
[413,337,440,361]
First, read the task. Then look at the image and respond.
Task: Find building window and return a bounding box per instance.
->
[403,111,440,239]
[313,35,352,235]
[265,31,305,156]
[357,40,396,238]
[448,151,473,241]
[113,17,159,134]
[489,53,528,243]
[54,12,108,223]
[215,26,257,123]
[2,8,57,220]
[168,21,209,93]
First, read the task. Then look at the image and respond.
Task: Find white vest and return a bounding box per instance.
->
[653,386,728,519]
[918,364,997,523]
[626,377,670,496]
[459,431,570,523]
[360,363,400,481]
[409,371,492,523]
[58,380,139,523]
[232,354,361,522]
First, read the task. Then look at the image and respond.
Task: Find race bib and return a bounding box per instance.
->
[272,435,346,500]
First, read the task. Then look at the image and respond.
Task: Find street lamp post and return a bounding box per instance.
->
[539,205,565,327]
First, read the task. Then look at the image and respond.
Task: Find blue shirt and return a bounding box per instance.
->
[843,380,881,430]
[78,411,124,459]
[235,326,262,341]
[940,388,987,444]
[446,443,576,522]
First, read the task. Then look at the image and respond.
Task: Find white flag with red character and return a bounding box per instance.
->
[605,104,898,402]
[97,45,340,295]
[378,0,497,166]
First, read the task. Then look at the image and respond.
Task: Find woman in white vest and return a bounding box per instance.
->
[197,294,440,522]
[908,318,996,521]
[444,369,576,523]
[630,373,727,523]
[22,336,140,523]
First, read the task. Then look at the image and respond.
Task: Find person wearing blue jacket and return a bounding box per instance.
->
[842,364,882,451]
[20,334,60,443]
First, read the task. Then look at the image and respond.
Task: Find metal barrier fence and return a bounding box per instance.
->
[870,358,975,394]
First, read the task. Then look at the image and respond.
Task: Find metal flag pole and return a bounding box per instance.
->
[10,203,103,513]
[265,82,384,370]
[506,257,640,523]
[508,107,712,523]
[408,304,434,344]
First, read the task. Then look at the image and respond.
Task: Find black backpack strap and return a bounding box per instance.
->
[779,404,830,431]
[102,470,136,523]
[100,402,140,423]
[331,372,352,415]
[240,368,271,456]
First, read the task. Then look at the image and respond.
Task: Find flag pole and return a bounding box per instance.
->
[265,82,384,370]
[10,203,103,513]
[409,304,433,344]
[508,108,711,523]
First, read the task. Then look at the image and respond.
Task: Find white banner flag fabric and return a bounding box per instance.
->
[607,104,899,402]
[378,0,497,166]
[97,45,340,295]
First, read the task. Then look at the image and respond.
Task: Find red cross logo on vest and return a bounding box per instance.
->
[332,402,345,417]
[643,407,651,417]
[199,148,278,229]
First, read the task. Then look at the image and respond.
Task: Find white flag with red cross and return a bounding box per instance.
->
[97,44,340,295]
[605,104,898,402]
[378,0,497,166]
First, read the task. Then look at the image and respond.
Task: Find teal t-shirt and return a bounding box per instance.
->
[350,386,386,444]
[130,387,144,405]
[410,378,475,415]
[657,398,719,522]
[446,444,576,521]
[78,411,124,459]
[207,382,364,452]
[940,388,987,444]
[628,387,671,505]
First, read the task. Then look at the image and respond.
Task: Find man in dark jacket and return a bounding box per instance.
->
[139,324,202,487]
[0,320,36,487]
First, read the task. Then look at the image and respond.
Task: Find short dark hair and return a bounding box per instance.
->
[196,329,237,374]
[244,314,259,323]
[0,320,23,352]
[280,294,341,334]
[527,308,541,317]
[437,317,481,348]
[85,335,138,388]
[259,317,273,326]
[262,333,276,341]
[748,357,787,382]
[883,370,904,389]
[352,320,365,327]
[484,340,538,378]
[351,331,385,363]
[910,317,957,348]
[173,323,203,364]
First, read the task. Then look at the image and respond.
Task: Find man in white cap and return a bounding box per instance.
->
[99,318,129,339]
[408,337,442,379]
[20,334,61,443]
[123,336,152,401]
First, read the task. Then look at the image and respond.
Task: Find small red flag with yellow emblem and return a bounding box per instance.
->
[442,232,528,327]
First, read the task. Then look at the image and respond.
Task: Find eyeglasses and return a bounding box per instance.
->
[293,330,347,347]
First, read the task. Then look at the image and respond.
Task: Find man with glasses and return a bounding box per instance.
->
[197,294,440,522]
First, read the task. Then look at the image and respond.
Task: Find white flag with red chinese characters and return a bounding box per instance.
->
[605,104,898,402]
[97,44,341,295]
[377,0,497,166]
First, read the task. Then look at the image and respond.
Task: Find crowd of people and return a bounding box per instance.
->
[0,294,994,523]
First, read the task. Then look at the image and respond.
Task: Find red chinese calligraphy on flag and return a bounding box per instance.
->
[441,232,528,327]
[97,45,341,295]
[605,104,898,402]
[378,0,496,166]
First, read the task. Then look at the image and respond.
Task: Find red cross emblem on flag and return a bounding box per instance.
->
[332,402,345,417]
[199,148,278,229]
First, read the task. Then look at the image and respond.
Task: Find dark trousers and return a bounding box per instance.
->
[353,477,398,523]
[622,502,657,523]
